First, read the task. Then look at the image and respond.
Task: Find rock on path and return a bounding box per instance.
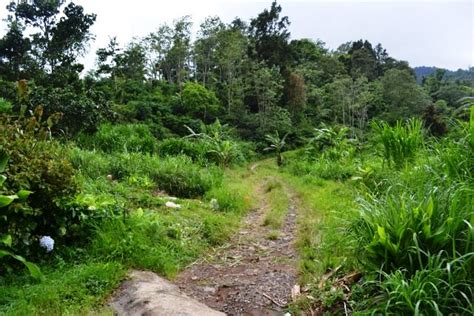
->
[110,270,225,316]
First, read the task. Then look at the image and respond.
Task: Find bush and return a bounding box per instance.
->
[77,123,158,153]
[286,159,357,181]
[0,98,12,114]
[0,109,80,256]
[184,120,254,166]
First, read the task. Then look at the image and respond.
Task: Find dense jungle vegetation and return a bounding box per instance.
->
[0,0,473,314]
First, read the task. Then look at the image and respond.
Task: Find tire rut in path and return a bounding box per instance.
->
[175,178,299,316]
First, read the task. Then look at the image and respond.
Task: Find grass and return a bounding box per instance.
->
[262,178,289,229]
[0,262,124,315]
[0,154,257,314]
[282,173,357,284]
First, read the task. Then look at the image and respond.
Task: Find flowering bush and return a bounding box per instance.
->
[0,108,81,257]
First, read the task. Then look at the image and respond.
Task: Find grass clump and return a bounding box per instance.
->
[371,118,424,168]
[262,178,289,229]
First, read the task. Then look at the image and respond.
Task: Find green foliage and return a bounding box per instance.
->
[371,118,424,168]
[27,86,109,135]
[305,124,355,161]
[351,116,474,314]
[0,109,80,256]
[184,120,253,166]
[69,148,222,198]
[179,82,220,121]
[77,123,158,153]
[0,262,125,315]
[264,131,288,166]
[0,98,12,114]
[0,153,41,279]
[158,137,207,161]
[150,155,222,198]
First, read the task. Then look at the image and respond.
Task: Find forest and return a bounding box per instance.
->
[0,0,473,315]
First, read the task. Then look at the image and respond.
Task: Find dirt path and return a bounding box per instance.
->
[175,177,299,316]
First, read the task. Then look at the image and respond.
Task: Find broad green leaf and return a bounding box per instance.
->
[0,174,6,186]
[0,194,17,208]
[17,190,33,200]
[0,234,12,247]
[9,253,44,281]
[23,261,44,280]
[0,153,8,173]
[0,249,11,258]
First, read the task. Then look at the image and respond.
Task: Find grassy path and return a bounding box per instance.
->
[0,158,356,315]
[173,158,357,315]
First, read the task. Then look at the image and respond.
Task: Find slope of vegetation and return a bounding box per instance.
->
[0,0,473,314]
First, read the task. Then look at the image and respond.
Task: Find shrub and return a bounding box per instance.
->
[0,109,80,256]
[184,120,253,166]
[69,149,222,198]
[77,123,158,153]
[0,98,12,114]
[305,124,355,161]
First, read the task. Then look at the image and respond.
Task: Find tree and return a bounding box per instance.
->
[249,1,291,69]
[143,16,192,85]
[4,0,96,85]
[246,61,283,121]
[380,69,431,122]
[0,21,32,81]
[264,131,288,166]
[165,16,192,85]
[323,76,372,130]
[179,82,220,121]
[286,72,306,121]
[194,16,224,87]
[214,27,248,116]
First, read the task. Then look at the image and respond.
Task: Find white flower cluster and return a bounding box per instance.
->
[39,235,54,252]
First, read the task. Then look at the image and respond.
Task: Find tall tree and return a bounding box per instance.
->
[249,1,290,69]
[4,0,96,84]
[194,16,224,87]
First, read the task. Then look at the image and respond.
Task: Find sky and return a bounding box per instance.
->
[0,0,473,71]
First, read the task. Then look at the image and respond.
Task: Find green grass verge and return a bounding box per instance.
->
[0,164,256,315]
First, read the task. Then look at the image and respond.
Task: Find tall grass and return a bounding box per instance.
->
[69,148,222,198]
[353,111,474,314]
[76,123,158,153]
[372,118,424,168]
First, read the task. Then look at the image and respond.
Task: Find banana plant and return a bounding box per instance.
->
[264,131,289,167]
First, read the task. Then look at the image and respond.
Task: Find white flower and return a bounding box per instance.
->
[210,198,219,211]
[39,236,54,252]
[165,201,181,209]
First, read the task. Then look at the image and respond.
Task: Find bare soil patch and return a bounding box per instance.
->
[175,177,299,315]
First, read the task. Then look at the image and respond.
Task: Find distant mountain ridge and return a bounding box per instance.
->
[414,66,474,83]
